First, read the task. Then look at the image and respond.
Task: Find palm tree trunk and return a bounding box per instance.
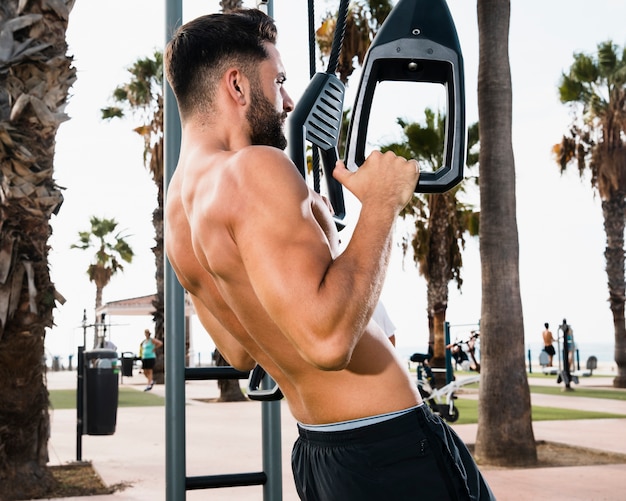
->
[94,285,104,348]
[214,351,247,402]
[427,194,452,386]
[602,195,626,387]
[0,0,74,495]
[475,0,537,466]
[151,139,165,384]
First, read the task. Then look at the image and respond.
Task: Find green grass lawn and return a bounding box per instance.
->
[528,385,626,401]
[49,387,164,410]
[454,382,626,401]
[449,398,624,426]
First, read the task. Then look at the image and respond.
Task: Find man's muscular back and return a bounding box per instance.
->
[165,145,421,424]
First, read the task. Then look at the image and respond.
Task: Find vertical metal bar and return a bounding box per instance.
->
[76,346,84,462]
[165,265,186,501]
[261,373,282,501]
[164,1,184,500]
[444,322,453,384]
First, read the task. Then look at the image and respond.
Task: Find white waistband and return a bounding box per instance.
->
[298,404,424,432]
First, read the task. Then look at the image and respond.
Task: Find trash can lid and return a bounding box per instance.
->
[84,349,118,360]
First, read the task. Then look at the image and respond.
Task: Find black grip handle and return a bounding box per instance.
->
[247,365,283,401]
[344,0,465,194]
[288,72,346,227]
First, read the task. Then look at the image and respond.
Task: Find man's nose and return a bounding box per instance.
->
[283,89,295,113]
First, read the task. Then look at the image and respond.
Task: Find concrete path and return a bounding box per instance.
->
[44,370,626,500]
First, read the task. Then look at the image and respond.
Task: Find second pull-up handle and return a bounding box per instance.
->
[344,0,466,194]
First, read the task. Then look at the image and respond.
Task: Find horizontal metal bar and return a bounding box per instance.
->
[184,367,250,381]
[186,472,267,490]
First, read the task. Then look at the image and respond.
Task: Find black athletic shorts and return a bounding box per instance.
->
[544,345,556,356]
[292,405,495,501]
[142,358,156,370]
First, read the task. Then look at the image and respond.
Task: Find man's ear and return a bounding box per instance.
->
[226,69,247,105]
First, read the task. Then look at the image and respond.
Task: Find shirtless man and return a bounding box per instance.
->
[164,9,492,500]
[542,322,556,366]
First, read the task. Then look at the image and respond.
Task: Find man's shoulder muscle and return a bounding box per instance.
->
[229,146,312,227]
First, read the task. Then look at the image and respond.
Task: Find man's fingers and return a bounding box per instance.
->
[332,160,350,185]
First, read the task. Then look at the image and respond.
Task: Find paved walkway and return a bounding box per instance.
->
[45,370,626,500]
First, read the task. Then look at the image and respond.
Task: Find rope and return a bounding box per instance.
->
[308,0,321,191]
[306,0,350,192]
[307,0,316,79]
[326,0,349,75]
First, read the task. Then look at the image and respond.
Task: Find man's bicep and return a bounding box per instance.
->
[236,180,334,332]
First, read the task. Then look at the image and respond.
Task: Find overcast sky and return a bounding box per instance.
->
[46,0,626,364]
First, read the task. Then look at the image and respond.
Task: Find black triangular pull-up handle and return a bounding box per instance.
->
[288,0,349,230]
[288,73,346,227]
[344,0,466,193]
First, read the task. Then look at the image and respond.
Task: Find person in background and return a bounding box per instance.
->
[372,300,396,346]
[139,329,162,391]
[542,322,556,367]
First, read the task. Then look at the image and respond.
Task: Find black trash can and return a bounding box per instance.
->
[121,352,135,377]
[84,349,119,435]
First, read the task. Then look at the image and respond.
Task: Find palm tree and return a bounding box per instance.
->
[381,110,480,381]
[554,41,626,388]
[71,216,134,347]
[317,0,392,83]
[221,0,243,10]
[101,52,165,380]
[0,1,75,496]
[474,0,537,466]
[101,52,164,337]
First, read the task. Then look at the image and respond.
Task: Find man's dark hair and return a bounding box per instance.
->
[165,9,277,119]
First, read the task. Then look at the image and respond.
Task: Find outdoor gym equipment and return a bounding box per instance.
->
[345,0,466,193]
[411,333,480,422]
[556,322,579,389]
[447,330,481,373]
[288,0,349,230]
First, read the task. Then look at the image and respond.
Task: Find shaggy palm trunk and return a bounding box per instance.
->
[603,195,626,387]
[475,0,537,466]
[0,0,75,497]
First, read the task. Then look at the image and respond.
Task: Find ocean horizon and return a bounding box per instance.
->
[396,341,617,366]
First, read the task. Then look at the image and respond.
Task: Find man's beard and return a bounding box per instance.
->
[247,87,288,150]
